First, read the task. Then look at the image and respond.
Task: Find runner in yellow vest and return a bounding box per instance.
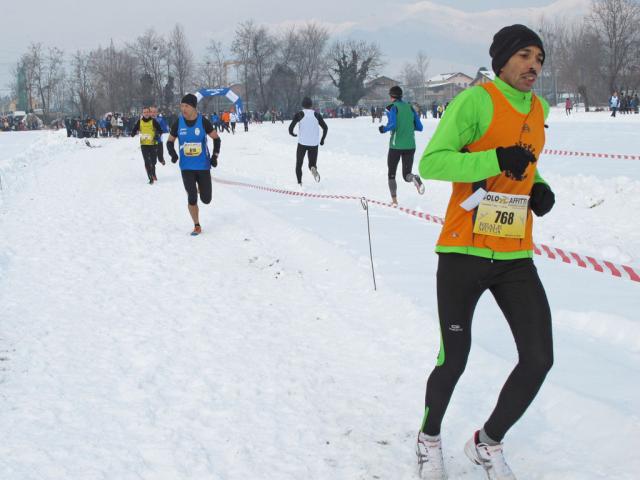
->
[415,25,556,480]
[130,107,165,184]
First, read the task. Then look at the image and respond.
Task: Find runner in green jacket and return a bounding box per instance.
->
[379,86,425,205]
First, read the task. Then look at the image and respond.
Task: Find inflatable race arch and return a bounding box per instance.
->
[194,87,243,115]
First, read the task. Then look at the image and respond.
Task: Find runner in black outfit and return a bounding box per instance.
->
[130,107,165,184]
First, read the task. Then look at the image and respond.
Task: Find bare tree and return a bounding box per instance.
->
[250,26,278,111]
[402,63,421,87]
[589,0,640,92]
[329,39,383,106]
[415,51,430,86]
[129,29,168,106]
[195,39,229,113]
[168,24,194,97]
[536,17,566,104]
[232,20,257,109]
[556,20,605,110]
[199,39,226,87]
[275,23,329,114]
[44,47,66,116]
[91,40,138,113]
[69,50,97,117]
[297,23,330,97]
[231,21,280,111]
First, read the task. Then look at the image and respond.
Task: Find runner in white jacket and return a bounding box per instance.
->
[288,97,328,186]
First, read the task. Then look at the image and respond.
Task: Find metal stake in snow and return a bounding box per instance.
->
[360,197,377,291]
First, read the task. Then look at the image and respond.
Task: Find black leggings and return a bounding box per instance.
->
[156,142,164,163]
[296,144,318,183]
[181,170,212,206]
[141,145,158,180]
[422,253,553,442]
[387,148,415,180]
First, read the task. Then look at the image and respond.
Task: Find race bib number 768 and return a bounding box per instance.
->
[472,192,529,238]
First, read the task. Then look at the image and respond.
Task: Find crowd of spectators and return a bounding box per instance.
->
[1,113,44,131]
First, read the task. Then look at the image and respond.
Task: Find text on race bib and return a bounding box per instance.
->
[183,142,202,157]
[473,192,529,239]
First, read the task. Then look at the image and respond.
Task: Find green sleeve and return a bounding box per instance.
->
[419,87,502,183]
[539,96,550,120]
[535,97,550,186]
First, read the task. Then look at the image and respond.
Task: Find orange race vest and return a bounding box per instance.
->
[437,82,546,252]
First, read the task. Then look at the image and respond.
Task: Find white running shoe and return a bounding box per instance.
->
[311,166,320,182]
[416,432,447,479]
[412,175,426,194]
[464,432,516,480]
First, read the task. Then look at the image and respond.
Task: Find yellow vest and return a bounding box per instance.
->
[139,119,157,146]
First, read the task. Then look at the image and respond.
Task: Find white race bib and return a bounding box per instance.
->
[472,191,529,239]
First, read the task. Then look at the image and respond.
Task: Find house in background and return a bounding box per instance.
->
[362,76,402,106]
[470,67,496,87]
[424,72,474,105]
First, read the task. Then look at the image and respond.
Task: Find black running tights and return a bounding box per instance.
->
[421,253,553,442]
[141,145,157,180]
[295,144,318,183]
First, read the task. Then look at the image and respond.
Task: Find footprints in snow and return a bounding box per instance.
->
[244,239,304,280]
[248,256,283,279]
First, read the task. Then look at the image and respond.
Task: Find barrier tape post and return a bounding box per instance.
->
[360,197,377,291]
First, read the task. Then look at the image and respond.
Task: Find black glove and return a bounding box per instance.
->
[290,132,297,137]
[496,146,536,180]
[378,125,385,134]
[167,141,178,163]
[320,139,325,146]
[211,153,218,168]
[529,182,555,217]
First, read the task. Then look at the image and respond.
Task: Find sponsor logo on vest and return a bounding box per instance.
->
[449,324,463,332]
[484,193,528,206]
[195,128,201,135]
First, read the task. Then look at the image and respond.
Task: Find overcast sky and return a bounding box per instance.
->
[0,0,590,94]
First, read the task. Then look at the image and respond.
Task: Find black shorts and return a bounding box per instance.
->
[181,170,212,206]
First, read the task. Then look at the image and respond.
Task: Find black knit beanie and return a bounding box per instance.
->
[389,86,403,99]
[302,97,313,109]
[181,93,198,109]
[490,24,545,75]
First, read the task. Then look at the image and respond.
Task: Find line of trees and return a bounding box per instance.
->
[538,0,640,108]
[10,21,384,121]
[9,1,640,122]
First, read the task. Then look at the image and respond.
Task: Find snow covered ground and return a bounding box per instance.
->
[0,108,638,479]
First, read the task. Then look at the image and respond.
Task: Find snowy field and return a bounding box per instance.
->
[0,108,638,479]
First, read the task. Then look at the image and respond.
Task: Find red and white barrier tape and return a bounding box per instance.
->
[213,177,640,284]
[542,148,640,160]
